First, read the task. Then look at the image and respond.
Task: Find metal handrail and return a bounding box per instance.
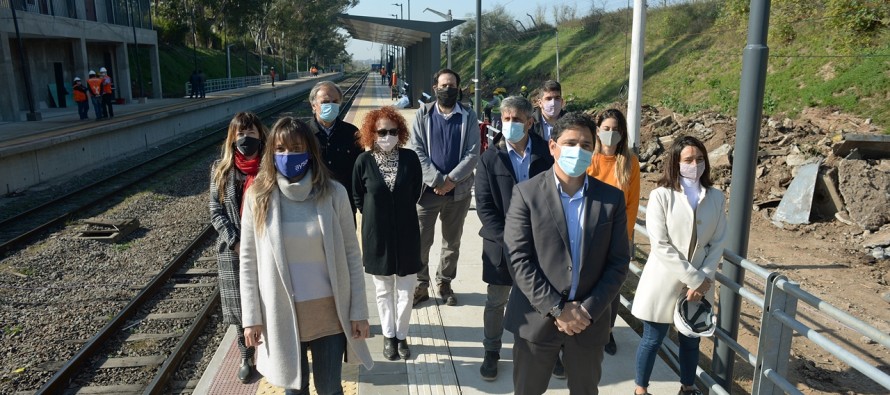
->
[631,202,890,393]
[184,75,271,96]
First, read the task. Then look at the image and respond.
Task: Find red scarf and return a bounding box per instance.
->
[234,151,261,215]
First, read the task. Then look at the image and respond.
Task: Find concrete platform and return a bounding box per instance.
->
[195,74,683,394]
[0,74,340,193]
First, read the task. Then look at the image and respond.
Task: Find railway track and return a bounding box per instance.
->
[0,74,363,259]
[11,73,368,394]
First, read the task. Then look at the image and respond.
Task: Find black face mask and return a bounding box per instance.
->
[435,87,459,107]
[235,135,262,157]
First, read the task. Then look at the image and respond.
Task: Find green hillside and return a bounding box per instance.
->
[450,2,890,128]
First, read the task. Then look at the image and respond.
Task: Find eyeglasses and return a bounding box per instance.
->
[376,128,399,137]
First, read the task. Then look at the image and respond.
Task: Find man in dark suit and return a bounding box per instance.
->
[504,112,630,394]
[474,96,553,381]
[308,80,361,214]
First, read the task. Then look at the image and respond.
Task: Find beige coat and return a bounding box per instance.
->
[240,181,373,389]
[632,185,727,324]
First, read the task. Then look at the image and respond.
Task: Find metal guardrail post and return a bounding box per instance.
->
[753,274,799,395]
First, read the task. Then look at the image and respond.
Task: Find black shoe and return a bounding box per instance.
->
[413,285,429,307]
[605,332,617,355]
[480,351,500,381]
[383,337,399,361]
[397,338,411,360]
[552,356,565,379]
[438,282,457,306]
[678,388,703,395]
[238,357,253,383]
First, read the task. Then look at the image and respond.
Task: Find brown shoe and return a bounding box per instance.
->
[413,285,429,307]
[438,282,457,306]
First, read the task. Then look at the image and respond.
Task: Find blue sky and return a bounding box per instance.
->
[344,0,630,61]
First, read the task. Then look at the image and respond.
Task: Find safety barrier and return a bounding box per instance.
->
[627,205,890,394]
[184,75,272,97]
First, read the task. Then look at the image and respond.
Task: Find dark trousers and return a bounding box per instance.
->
[76,100,89,119]
[102,94,114,118]
[284,333,347,395]
[91,96,104,119]
[513,333,605,395]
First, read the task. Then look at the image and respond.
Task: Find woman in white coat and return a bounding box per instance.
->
[240,116,373,394]
[631,136,726,395]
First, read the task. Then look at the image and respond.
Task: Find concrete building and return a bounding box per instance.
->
[0,0,162,121]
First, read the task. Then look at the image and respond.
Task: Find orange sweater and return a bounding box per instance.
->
[587,153,641,241]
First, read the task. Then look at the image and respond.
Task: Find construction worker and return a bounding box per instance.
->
[519,85,528,98]
[99,67,114,119]
[87,70,104,120]
[72,77,90,120]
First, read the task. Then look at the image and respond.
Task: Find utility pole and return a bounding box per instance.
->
[628,0,647,153]
[474,0,481,116]
[127,0,144,99]
[714,0,772,390]
[9,1,41,120]
[555,28,560,82]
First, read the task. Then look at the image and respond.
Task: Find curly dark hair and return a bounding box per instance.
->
[356,106,410,150]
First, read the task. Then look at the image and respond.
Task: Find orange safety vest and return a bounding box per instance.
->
[73,84,87,102]
[87,77,102,96]
[101,76,113,94]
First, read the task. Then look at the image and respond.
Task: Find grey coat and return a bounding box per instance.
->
[407,101,480,201]
[208,162,245,325]
[240,180,373,389]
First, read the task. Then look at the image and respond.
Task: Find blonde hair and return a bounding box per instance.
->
[593,109,635,190]
[211,112,267,202]
[250,116,331,235]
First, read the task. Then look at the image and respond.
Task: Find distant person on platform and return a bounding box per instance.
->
[531,80,567,142]
[190,70,200,98]
[198,70,207,98]
[308,80,361,214]
[503,112,630,394]
[270,67,276,86]
[72,77,90,120]
[87,70,104,120]
[407,68,480,307]
[475,95,553,381]
[99,67,114,119]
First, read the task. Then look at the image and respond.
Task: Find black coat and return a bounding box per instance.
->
[310,118,361,212]
[352,148,424,276]
[530,108,567,144]
[474,132,553,285]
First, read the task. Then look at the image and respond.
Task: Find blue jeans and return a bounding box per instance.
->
[91,96,103,119]
[284,333,347,395]
[634,321,700,387]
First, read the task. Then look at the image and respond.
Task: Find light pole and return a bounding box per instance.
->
[424,7,452,69]
[392,3,403,19]
[9,0,40,120]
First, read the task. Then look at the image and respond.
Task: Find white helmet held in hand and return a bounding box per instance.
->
[674,293,716,338]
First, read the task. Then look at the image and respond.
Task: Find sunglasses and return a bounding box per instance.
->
[376,128,399,137]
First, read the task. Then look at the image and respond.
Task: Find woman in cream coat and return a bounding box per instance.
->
[240,116,373,394]
[632,136,726,395]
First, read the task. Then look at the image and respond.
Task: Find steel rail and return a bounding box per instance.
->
[35,225,216,394]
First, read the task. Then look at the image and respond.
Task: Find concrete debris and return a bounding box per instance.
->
[838,159,890,231]
[773,162,821,225]
[709,144,732,169]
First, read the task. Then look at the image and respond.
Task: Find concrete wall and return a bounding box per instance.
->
[0,75,340,193]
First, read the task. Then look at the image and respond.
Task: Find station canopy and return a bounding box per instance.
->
[337,14,465,48]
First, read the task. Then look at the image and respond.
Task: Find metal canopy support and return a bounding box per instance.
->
[337,13,463,108]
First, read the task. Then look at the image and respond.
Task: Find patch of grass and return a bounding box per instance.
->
[114,241,133,252]
[448,3,889,129]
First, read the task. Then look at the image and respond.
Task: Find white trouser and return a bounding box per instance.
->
[372,274,417,340]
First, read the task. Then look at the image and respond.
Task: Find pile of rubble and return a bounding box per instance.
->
[635,105,890,260]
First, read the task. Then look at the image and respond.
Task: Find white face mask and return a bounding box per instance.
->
[542,98,562,118]
[598,130,622,147]
[680,162,706,180]
[376,135,398,152]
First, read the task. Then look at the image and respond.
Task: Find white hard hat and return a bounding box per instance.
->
[89,70,96,75]
[74,77,81,82]
[99,67,107,73]
[674,293,716,338]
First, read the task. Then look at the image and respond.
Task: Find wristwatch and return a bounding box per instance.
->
[549,304,563,318]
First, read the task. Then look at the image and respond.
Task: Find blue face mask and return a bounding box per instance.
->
[502,121,526,144]
[318,103,340,123]
[274,152,310,179]
[557,145,592,177]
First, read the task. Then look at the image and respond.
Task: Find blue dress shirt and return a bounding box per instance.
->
[506,138,532,182]
[555,173,588,301]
